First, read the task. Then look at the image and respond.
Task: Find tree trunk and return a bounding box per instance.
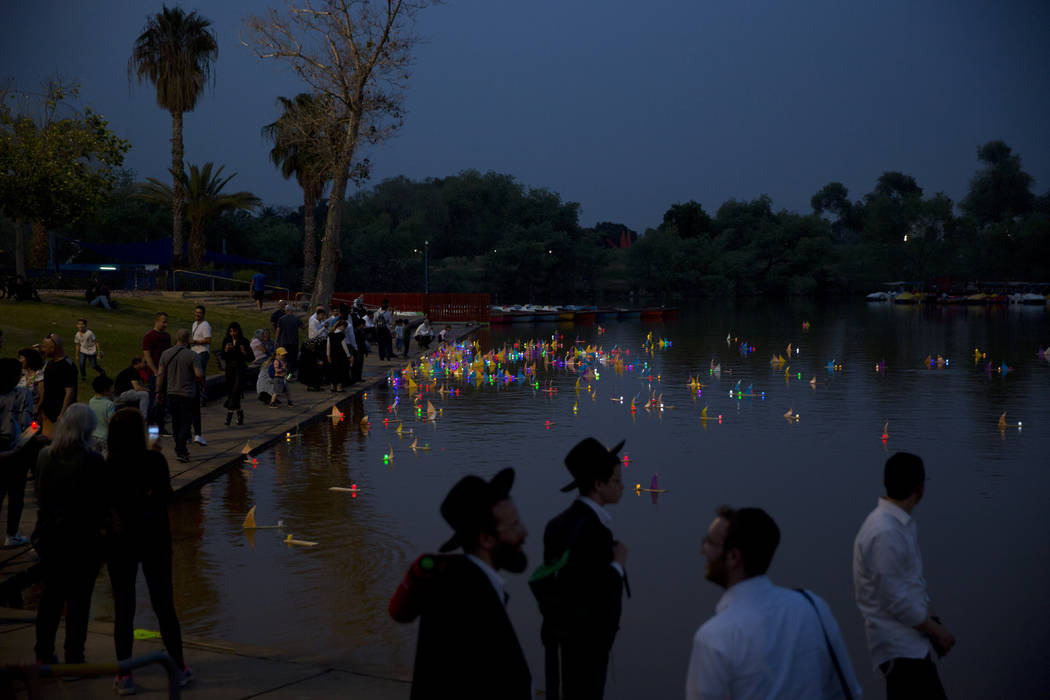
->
[14,217,26,278]
[171,110,185,268]
[30,220,49,268]
[311,173,348,309]
[188,220,205,269]
[302,185,318,293]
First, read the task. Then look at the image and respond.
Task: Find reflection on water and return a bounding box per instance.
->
[121,301,1048,697]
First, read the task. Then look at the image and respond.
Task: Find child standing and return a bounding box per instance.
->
[74,318,106,382]
[268,347,294,408]
[89,375,116,454]
[394,319,406,358]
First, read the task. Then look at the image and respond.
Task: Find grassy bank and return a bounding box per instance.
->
[1,293,274,402]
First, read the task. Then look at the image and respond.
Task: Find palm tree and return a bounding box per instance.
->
[262,94,332,293]
[136,162,260,268]
[129,5,218,268]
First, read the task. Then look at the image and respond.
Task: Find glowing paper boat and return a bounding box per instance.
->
[635,474,667,494]
[242,505,284,530]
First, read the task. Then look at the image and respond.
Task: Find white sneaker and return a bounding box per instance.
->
[5,533,28,547]
[193,435,208,446]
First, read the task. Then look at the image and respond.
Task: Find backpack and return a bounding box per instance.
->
[374,311,388,329]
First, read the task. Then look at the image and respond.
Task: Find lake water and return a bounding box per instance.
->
[128,301,1049,698]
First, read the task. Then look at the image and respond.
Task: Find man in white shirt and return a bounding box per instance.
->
[853,452,954,699]
[687,506,862,700]
[190,305,212,418]
[308,306,328,340]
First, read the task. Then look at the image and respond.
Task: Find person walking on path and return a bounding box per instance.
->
[105,408,194,694]
[113,357,150,417]
[267,348,293,408]
[251,271,267,311]
[39,334,78,438]
[853,452,955,699]
[219,322,252,426]
[0,357,40,547]
[538,437,630,700]
[155,330,202,463]
[326,319,352,392]
[276,308,303,378]
[74,318,106,382]
[142,312,171,430]
[374,299,394,360]
[270,299,287,334]
[686,506,862,699]
[389,468,532,700]
[32,403,106,665]
[189,305,212,446]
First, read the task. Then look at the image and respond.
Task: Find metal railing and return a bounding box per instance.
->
[172,269,290,299]
[2,651,182,698]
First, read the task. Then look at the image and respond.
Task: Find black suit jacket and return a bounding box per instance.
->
[408,555,531,700]
[541,499,624,648]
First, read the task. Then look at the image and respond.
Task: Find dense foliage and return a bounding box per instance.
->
[3,139,1047,302]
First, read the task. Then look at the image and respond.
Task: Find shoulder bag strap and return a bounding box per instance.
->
[796,588,853,700]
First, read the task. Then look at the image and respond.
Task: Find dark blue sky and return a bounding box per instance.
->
[3,0,1048,233]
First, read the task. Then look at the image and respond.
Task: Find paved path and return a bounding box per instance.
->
[0,324,479,697]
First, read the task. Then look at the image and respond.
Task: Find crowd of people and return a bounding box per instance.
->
[391,443,954,700]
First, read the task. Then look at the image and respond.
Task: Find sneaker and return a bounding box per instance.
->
[176,454,190,463]
[4,533,28,547]
[193,435,208,446]
[178,665,195,687]
[286,400,294,407]
[268,403,278,409]
[114,674,136,695]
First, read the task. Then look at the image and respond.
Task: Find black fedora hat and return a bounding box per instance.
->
[560,438,625,493]
[439,468,515,552]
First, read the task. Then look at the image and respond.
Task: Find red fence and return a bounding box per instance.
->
[329,292,490,323]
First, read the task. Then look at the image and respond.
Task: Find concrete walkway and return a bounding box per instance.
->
[0,324,479,698]
[0,605,411,698]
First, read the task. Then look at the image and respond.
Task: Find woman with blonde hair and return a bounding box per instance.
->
[32,403,106,664]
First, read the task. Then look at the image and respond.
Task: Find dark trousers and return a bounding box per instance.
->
[881,655,948,700]
[281,343,299,374]
[557,640,611,700]
[148,374,166,428]
[350,347,364,382]
[168,395,194,458]
[108,549,184,668]
[34,549,100,663]
[0,442,40,535]
[78,352,104,379]
[196,351,210,403]
[377,327,393,360]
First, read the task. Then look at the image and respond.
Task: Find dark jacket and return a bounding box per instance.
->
[541,499,624,647]
[390,553,531,700]
[106,449,173,555]
[33,445,107,556]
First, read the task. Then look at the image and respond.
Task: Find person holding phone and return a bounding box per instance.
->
[218,322,253,426]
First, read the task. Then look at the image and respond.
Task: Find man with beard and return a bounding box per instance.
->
[686,506,862,699]
[389,468,531,700]
[538,437,629,700]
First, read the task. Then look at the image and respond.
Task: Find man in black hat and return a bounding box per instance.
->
[539,437,629,700]
[389,468,532,700]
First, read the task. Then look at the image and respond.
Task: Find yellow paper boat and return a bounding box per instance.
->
[285,534,318,547]
[242,505,283,530]
[241,442,252,455]
[998,411,1007,429]
[427,400,437,421]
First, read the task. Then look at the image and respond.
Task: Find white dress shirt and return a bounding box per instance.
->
[853,498,933,668]
[686,576,862,700]
[191,320,212,355]
[308,314,328,340]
